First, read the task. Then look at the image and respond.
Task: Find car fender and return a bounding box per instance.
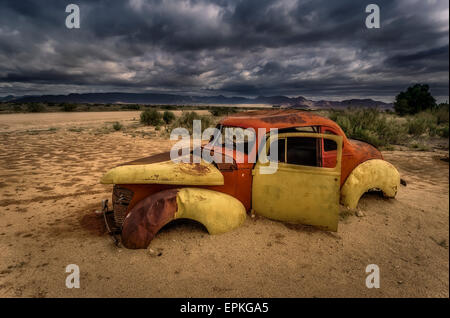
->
[340,159,400,209]
[121,188,246,249]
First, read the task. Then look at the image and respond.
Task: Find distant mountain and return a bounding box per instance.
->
[313,98,393,109]
[0,95,16,102]
[7,92,393,109]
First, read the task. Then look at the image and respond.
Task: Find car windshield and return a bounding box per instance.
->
[211,125,256,154]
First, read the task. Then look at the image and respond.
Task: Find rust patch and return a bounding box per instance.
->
[121,189,179,249]
[178,163,210,176]
[259,113,306,125]
[220,109,342,133]
[350,139,382,159]
[215,162,236,171]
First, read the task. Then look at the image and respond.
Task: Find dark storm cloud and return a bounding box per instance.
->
[0,0,448,101]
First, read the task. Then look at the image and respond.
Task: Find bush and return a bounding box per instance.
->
[328,106,448,147]
[62,103,77,112]
[406,117,428,136]
[140,109,163,126]
[163,111,176,125]
[26,103,45,113]
[112,122,123,131]
[410,143,429,151]
[209,107,237,117]
[169,111,215,134]
[405,111,441,136]
[328,108,406,147]
[434,103,449,125]
[122,104,141,110]
[161,105,178,110]
[406,113,430,135]
[438,125,449,138]
[13,104,22,112]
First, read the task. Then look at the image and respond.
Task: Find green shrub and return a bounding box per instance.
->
[327,106,448,148]
[209,107,237,117]
[161,105,178,110]
[112,122,123,131]
[169,111,215,134]
[122,104,141,110]
[406,118,428,136]
[140,109,163,126]
[68,127,84,133]
[406,112,436,136]
[328,108,406,147]
[438,125,449,138]
[163,110,176,124]
[434,103,449,125]
[26,103,46,113]
[410,143,429,151]
[62,103,77,112]
[13,104,22,112]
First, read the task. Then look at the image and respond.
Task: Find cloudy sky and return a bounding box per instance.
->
[0,0,448,102]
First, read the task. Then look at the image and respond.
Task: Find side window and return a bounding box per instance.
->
[323,130,338,151]
[268,138,285,162]
[286,137,319,167]
[268,136,337,168]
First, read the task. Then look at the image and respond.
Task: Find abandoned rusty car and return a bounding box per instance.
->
[100,110,400,249]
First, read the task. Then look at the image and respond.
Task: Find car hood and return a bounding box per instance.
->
[100,155,224,186]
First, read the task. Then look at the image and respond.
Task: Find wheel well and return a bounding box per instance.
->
[340,159,400,209]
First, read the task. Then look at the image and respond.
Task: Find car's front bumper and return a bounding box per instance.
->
[101,199,121,246]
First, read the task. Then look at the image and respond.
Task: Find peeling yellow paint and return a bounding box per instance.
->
[174,188,246,235]
[100,160,224,185]
[340,159,400,209]
[252,132,343,231]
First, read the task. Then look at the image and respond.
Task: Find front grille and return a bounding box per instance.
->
[112,185,134,228]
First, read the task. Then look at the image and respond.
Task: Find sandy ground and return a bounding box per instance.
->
[0,112,448,298]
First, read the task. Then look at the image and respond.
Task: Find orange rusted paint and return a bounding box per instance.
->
[122,189,179,249]
[220,109,382,185]
[221,109,347,133]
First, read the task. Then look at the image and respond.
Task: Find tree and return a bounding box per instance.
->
[394,84,436,115]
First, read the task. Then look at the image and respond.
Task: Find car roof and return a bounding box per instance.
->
[220,109,344,133]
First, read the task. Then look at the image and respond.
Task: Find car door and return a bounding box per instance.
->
[252,132,343,231]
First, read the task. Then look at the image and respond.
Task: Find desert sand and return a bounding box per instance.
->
[0,112,448,297]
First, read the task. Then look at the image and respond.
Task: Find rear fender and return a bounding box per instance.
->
[340,159,400,209]
[121,188,246,249]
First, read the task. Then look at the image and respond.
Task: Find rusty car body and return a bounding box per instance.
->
[100,110,400,249]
